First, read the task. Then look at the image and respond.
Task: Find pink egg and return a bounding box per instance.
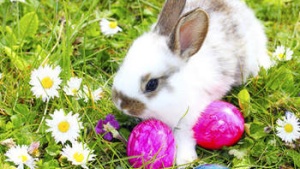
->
[193,101,244,150]
[127,119,175,169]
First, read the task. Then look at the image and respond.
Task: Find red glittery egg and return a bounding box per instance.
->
[127,119,175,169]
[193,101,244,150]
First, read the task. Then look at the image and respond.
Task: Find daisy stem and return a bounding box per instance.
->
[115,134,127,145]
[36,100,49,133]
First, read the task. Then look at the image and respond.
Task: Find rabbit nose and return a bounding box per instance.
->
[111,89,146,116]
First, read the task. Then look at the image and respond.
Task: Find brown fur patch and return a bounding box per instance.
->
[205,0,231,14]
[112,89,145,116]
[154,0,186,36]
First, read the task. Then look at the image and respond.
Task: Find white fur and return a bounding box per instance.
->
[113,0,271,167]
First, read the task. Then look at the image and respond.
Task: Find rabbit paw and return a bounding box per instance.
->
[176,146,198,167]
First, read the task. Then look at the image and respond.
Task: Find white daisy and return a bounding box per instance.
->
[61,142,96,169]
[46,109,83,144]
[79,85,103,103]
[29,64,62,102]
[273,46,285,60]
[5,145,36,169]
[63,77,83,98]
[100,18,122,36]
[276,111,300,143]
[91,87,103,102]
[273,45,293,61]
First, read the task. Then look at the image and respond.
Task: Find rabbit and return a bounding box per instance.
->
[112,0,271,166]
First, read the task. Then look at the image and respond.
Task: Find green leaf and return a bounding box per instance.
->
[251,141,266,157]
[45,144,62,156]
[19,12,39,39]
[14,104,30,114]
[4,46,29,70]
[11,114,24,128]
[232,157,253,169]
[248,122,267,140]
[0,116,6,129]
[143,8,155,16]
[238,88,251,117]
[286,150,300,167]
[5,121,13,130]
[5,26,18,46]
[0,163,16,169]
[269,67,294,91]
[119,128,130,141]
[293,97,300,106]
[238,89,250,105]
[85,22,100,37]
[37,159,60,169]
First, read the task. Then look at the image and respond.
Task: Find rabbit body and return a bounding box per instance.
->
[112,0,270,166]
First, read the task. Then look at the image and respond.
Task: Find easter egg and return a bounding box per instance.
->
[193,101,244,150]
[194,164,229,169]
[127,119,175,169]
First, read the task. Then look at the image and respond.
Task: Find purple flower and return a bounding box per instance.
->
[95,114,120,141]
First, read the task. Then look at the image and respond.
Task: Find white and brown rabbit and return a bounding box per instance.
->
[112,0,271,166]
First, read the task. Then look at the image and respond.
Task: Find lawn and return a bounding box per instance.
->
[0,0,299,168]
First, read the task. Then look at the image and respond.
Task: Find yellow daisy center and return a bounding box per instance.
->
[58,121,70,133]
[41,76,54,89]
[284,123,293,133]
[72,88,78,95]
[278,53,285,59]
[73,152,84,163]
[109,21,117,29]
[19,154,28,163]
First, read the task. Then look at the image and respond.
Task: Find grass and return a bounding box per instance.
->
[0,0,299,168]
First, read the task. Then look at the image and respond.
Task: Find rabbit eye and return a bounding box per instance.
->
[145,78,159,92]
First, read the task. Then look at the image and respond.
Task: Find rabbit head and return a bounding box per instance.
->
[112,0,210,127]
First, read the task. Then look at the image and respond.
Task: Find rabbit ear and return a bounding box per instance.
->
[154,0,186,36]
[168,8,209,59]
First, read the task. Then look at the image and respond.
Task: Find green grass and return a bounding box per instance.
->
[0,0,299,168]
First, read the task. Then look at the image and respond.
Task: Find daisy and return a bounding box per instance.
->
[63,77,83,98]
[79,85,103,103]
[91,87,103,102]
[46,109,83,144]
[29,64,62,102]
[273,45,293,61]
[276,111,300,143]
[100,18,122,36]
[61,142,96,169]
[5,145,36,169]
